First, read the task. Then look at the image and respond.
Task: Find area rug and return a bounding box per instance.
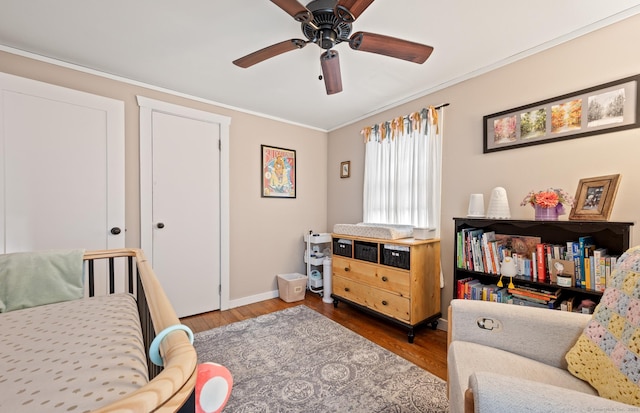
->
[194,305,449,412]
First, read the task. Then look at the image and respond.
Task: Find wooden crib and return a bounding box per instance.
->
[0,248,198,413]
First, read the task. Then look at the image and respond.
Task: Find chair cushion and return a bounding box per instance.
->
[448,341,596,413]
[566,245,640,406]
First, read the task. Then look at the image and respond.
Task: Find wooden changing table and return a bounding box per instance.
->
[330,234,441,342]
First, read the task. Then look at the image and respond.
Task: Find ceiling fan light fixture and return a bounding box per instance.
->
[320,50,342,94]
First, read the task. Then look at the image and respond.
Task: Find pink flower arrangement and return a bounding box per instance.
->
[521,188,574,209]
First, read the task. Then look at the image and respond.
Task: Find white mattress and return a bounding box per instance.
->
[333,223,414,240]
[0,293,148,413]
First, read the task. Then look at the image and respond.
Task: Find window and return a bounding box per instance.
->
[362,107,443,231]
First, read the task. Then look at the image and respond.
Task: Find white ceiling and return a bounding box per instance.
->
[1,1,639,131]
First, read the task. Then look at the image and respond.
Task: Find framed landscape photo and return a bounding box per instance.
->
[484,74,640,153]
[569,174,621,221]
[340,161,350,178]
[261,145,296,198]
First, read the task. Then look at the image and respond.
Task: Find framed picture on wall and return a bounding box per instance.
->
[261,145,296,198]
[483,74,640,153]
[340,161,350,178]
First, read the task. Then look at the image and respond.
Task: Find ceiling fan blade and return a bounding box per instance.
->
[349,31,433,64]
[320,50,343,95]
[335,0,375,22]
[233,39,307,68]
[270,0,312,23]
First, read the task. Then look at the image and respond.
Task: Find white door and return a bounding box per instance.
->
[138,97,230,317]
[0,73,125,254]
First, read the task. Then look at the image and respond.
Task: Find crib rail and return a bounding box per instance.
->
[83,249,197,413]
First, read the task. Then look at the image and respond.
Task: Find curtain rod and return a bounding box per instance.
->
[362,103,447,142]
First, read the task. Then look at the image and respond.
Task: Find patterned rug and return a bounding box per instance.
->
[194,305,449,412]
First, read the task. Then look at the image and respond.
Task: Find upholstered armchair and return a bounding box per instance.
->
[447,246,640,413]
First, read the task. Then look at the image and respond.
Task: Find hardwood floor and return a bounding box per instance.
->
[180,292,448,380]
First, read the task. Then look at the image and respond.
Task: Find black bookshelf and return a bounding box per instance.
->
[453,218,634,304]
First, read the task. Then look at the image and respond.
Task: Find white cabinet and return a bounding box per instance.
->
[304,232,332,291]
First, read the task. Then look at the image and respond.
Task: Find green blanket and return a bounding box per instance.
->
[0,249,85,312]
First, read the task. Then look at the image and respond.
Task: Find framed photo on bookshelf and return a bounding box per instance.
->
[569,174,621,221]
[483,74,640,153]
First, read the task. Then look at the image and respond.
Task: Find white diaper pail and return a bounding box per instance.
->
[322,257,333,304]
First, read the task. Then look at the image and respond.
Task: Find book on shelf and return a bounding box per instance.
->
[481,231,498,274]
[572,242,581,288]
[535,243,546,283]
[457,278,511,303]
[455,226,621,293]
[592,247,608,292]
[566,241,575,260]
[559,296,577,312]
[508,296,560,309]
[604,255,620,289]
[584,255,592,290]
[508,285,561,300]
[456,277,473,299]
[459,228,485,271]
[578,236,595,288]
[464,279,482,300]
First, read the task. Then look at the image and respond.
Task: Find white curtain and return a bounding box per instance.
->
[363,107,443,233]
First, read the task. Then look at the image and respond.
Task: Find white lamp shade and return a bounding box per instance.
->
[467,194,485,217]
[486,187,511,219]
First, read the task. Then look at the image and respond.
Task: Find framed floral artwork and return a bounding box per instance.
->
[484,74,640,153]
[569,174,621,221]
[261,145,296,198]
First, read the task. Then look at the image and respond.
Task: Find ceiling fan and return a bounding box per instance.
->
[232,0,434,95]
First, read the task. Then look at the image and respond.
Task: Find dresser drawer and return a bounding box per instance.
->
[332,256,410,297]
[333,275,411,322]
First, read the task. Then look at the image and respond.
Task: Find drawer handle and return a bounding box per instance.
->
[344,287,350,292]
[344,267,350,272]
[381,300,388,306]
[381,276,388,282]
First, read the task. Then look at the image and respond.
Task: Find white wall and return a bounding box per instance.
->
[0,50,328,306]
[328,13,640,318]
[2,13,638,312]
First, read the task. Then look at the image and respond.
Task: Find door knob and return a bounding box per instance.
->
[157,222,165,229]
[110,227,121,235]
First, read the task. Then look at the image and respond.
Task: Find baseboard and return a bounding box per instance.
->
[437,317,448,332]
[227,289,279,309]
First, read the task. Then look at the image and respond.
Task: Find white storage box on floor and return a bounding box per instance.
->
[277,273,308,302]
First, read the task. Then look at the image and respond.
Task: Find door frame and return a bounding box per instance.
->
[137,96,230,311]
